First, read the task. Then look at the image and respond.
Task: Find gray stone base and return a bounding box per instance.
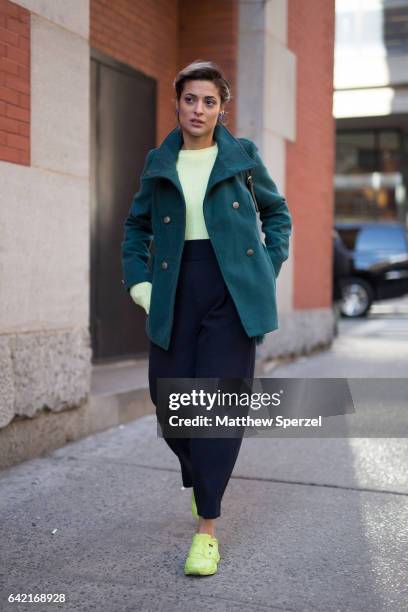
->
[0,328,92,429]
[256,307,335,360]
[0,388,154,471]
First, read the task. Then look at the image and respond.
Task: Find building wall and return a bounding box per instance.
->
[334,0,408,118]
[334,0,408,225]
[237,0,295,329]
[90,0,179,144]
[178,0,237,132]
[0,0,30,165]
[0,0,91,428]
[91,0,238,141]
[237,0,335,358]
[287,0,335,311]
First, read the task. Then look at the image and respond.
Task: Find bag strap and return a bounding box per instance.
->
[245,169,259,213]
[233,133,260,214]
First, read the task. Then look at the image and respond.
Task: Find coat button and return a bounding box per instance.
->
[161,261,168,270]
[163,216,171,223]
[232,201,239,209]
[246,248,254,256]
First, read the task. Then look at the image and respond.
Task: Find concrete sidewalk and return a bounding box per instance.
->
[1,414,407,611]
[1,305,408,611]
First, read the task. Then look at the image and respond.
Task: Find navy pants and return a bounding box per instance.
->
[148,239,256,518]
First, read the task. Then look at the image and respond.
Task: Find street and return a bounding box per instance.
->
[1,299,407,611]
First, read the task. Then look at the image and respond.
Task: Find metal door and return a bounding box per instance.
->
[91,51,156,361]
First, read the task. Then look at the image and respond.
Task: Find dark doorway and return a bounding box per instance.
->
[90,50,156,362]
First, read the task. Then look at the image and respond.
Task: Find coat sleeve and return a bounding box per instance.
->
[240,138,292,278]
[121,150,155,292]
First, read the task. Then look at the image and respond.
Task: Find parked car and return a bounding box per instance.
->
[334,222,408,317]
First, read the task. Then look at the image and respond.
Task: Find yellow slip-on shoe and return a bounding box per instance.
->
[184,533,220,576]
[191,489,199,520]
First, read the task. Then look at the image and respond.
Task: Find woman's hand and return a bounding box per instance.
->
[130,281,152,315]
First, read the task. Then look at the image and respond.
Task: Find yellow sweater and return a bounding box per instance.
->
[130,142,218,313]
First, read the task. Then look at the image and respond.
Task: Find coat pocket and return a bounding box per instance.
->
[261,242,276,279]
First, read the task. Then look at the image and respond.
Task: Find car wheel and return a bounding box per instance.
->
[339,277,373,318]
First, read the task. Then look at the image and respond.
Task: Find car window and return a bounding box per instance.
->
[356,226,407,252]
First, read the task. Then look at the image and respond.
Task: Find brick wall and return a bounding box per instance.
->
[90,0,237,143]
[90,0,179,145]
[287,0,335,309]
[0,0,30,165]
[178,0,237,133]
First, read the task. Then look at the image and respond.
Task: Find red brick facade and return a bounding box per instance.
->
[91,0,179,145]
[0,0,30,165]
[178,0,237,134]
[287,0,335,309]
[90,0,237,144]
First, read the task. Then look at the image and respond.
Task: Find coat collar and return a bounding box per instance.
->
[142,123,255,197]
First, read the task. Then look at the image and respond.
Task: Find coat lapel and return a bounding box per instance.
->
[141,123,256,200]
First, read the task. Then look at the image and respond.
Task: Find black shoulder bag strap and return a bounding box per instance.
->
[234,135,260,213]
[245,170,259,213]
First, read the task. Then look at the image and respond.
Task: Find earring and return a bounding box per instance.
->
[218,111,225,120]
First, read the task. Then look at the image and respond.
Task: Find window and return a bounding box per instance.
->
[384,3,408,56]
[356,225,407,252]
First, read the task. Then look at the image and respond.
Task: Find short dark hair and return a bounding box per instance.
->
[173,60,231,122]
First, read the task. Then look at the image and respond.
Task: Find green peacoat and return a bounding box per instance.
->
[121,122,292,351]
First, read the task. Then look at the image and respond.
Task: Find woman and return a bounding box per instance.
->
[121,60,292,576]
